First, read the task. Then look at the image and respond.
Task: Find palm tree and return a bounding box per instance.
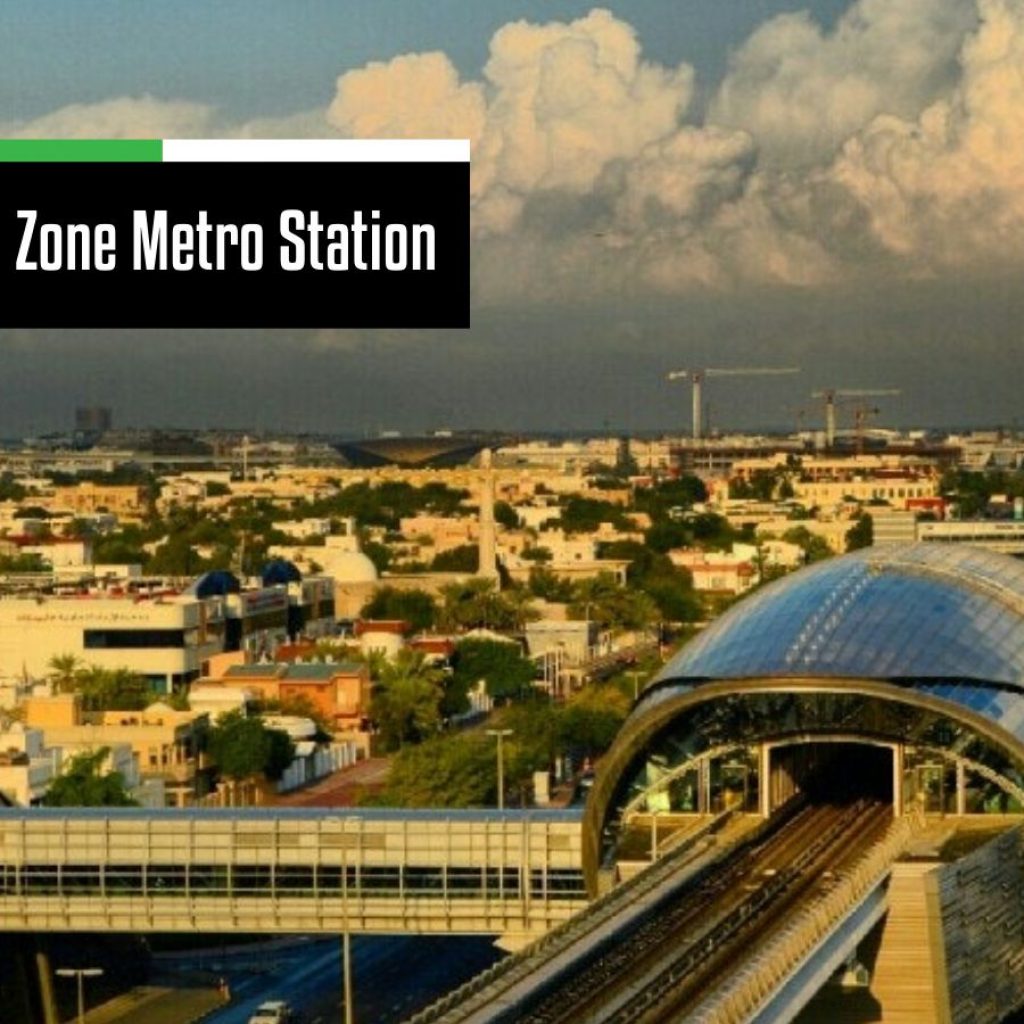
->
[47,654,83,693]
[372,650,446,750]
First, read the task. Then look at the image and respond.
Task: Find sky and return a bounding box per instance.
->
[2,0,1022,437]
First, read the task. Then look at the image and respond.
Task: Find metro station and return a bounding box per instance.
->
[585,542,1024,890]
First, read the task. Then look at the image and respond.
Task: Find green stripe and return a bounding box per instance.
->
[0,139,162,162]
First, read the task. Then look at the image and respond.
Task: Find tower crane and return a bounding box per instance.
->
[666,367,800,440]
[811,388,900,448]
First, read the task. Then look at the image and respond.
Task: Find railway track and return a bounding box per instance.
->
[515,800,893,1024]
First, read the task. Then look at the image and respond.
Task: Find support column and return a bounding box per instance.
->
[760,744,772,818]
[893,743,903,817]
[34,941,58,1024]
[956,760,967,817]
[341,932,354,1024]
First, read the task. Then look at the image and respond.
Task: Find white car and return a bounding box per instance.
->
[248,1001,293,1024]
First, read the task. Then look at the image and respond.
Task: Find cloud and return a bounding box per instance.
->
[328,8,698,234]
[827,0,1024,267]
[5,2,1023,304]
[709,0,975,166]
[0,95,220,139]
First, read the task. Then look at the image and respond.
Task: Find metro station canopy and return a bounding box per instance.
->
[659,543,1024,688]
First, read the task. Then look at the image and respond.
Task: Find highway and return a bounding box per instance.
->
[165,934,502,1024]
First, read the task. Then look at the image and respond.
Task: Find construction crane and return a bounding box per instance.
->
[811,388,901,448]
[667,367,800,440]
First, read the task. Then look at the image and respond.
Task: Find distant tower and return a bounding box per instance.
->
[478,448,499,581]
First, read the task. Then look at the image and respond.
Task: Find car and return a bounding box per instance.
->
[248,1000,293,1024]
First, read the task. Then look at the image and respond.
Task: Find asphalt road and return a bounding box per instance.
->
[165,934,502,1024]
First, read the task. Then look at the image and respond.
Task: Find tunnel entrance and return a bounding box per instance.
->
[768,741,894,811]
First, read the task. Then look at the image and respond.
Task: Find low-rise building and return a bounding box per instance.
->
[24,694,210,807]
[668,548,758,595]
[0,589,227,692]
[216,660,372,735]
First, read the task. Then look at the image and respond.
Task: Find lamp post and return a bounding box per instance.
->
[56,967,103,1024]
[342,815,359,1024]
[486,729,514,810]
[625,670,644,702]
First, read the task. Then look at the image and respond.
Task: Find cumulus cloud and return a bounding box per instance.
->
[328,8,698,234]
[709,0,975,166]
[828,0,1024,267]
[5,2,1022,302]
[0,95,221,139]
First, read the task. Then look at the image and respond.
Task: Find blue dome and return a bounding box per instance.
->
[660,543,1024,688]
[183,570,241,598]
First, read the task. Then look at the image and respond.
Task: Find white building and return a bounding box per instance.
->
[0,591,226,692]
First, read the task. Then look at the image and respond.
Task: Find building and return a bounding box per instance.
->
[0,723,57,805]
[23,694,208,807]
[48,482,150,518]
[667,548,758,595]
[74,406,113,434]
[578,542,1024,1018]
[216,660,372,735]
[0,589,226,692]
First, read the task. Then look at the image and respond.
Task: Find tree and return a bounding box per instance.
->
[48,654,84,693]
[494,501,519,528]
[782,526,833,563]
[451,638,536,704]
[74,667,151,711]
[431,544,480,572]
[569,573,658,631]
[378,734,495,808]
[527,566,575,602]
[371,650,446,751]
[0,553,46,572]
[360,586,438,633]
[43,748,137,807]
[558,685,631,758]
[437,578,522,631]
[846,513,873,551]
[207,710,296,782]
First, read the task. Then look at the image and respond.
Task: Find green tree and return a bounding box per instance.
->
[43,748,138,807]
[527,566,575,602]
[371,650,446,750]
[377,733,495,808]
[782,526,833,563]
[845,513,874,551]
[494,501,519,528]
[0,553,46,572]
[431,544,480,572]
[451,638,536,704]
[437,578,522,631]
[207,710,296,782]
[73,666,151,711]
[360,586,438,632]
[558,684,631,758]
[47,653,84,693]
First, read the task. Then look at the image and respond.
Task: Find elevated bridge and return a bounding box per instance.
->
[0,807,586,941]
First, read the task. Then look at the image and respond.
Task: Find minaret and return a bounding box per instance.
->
[478,448,499,581]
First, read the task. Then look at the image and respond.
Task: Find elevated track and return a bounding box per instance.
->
[408,800,914,1024]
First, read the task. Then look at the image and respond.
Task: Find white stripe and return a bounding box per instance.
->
[162,139,469,163]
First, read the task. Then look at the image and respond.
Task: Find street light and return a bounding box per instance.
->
[486,729,514,810]
[56,967,103,1024]
[625,670,644,702]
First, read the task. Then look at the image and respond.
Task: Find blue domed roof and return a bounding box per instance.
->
[660,543,1024,688]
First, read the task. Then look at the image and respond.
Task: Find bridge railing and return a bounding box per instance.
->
[403,810,740,1024]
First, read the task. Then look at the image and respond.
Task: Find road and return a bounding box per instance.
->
[163,933,501,1024]
[272,758,391,808]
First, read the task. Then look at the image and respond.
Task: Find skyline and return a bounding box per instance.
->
[1,0,1022,433]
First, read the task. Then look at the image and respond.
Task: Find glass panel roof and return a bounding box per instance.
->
[658,544,1024,687]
